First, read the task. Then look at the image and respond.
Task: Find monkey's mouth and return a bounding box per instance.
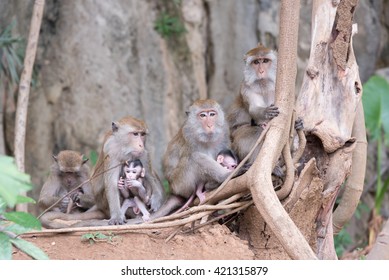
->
[130,150,143,157]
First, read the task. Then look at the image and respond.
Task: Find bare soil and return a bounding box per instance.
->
[13,224,255,260]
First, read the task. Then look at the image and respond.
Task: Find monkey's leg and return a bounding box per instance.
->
[134,196,151,221]
[195,184,206,204]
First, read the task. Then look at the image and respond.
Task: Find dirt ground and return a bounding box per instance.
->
[13,224,255,260]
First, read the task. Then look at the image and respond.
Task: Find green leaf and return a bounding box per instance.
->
[10,238,49,260]
[0,232,12,260]
[0,155,33,207]
[362,76,383,140]
[3,223,32,235]
[3,212,42,231]
[16,195,36,204]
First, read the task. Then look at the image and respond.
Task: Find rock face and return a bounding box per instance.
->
[0,0,387,210]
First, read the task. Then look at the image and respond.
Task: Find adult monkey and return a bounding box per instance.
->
[39,116,165,228]
[227,43,280,163]
[126,99,235,221]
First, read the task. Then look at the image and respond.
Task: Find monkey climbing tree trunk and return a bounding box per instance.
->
[14,0,45,212]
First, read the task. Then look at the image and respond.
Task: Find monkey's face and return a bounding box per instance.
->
[124,164,143,180]
[198,109,218,134]
[217,155,237,171]
[127,131,146,157]
[60,171,80,188]
[251,57,272,80]
[111,121,147,158]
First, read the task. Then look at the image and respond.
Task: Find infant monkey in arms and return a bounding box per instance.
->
[118,159,151,221]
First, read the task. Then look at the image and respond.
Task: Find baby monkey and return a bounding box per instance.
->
[216,149,239,171]
[118,159,151,221]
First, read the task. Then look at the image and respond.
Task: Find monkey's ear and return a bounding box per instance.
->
[185,111,189,116]
[216,155,224,164]
[140,168,146,178]
[112,122,119,132]
[52,155,58,162]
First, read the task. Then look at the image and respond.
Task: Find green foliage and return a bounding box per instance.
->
[88,150,99,167]
[362,75,389,214]
[334,227,352,257]
[0,155,49,260]
[0,20,24,88]
[154,12,186,38]
[81,232,118,244]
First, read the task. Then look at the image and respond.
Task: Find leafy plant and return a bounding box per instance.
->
[0,19,24,87]
[154,12,186,38]
[0,155,49,259]
[362,75,389,214]
[88,150,98,167]
[81,232,118,244]
[334,227,352,257]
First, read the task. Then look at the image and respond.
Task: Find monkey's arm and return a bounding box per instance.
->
[77,182,96,209]
[128,180,148,202]
[250,104,279,125]
[227,96,252,132]
[38,176,67,212]
[191,152,230,185]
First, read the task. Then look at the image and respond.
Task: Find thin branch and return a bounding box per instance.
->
[14,0,45,212]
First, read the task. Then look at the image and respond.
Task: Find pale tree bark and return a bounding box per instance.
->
[297,0,361,259]
[14,0,45,212]
[333,101,366,234]
[367,220,389,260]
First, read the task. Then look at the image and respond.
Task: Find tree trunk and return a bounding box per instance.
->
[14,0,45,212]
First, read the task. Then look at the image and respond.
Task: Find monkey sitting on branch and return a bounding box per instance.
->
[227,44,304,179]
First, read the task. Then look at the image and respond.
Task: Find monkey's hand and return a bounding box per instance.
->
[232,163,252,178]
[108,213,126,225]
[294,117,304,131]
[127,180,142,189]
[272,165,284,178]
[118,177,125,190]
[265,104,279,120]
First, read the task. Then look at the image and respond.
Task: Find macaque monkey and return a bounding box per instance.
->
[148,99,233,217]
[91,116,165,225]
[216,149,239,171]
[118,159,151,221]
[227,43,279,163]
[38,150,95,219]
[39,116,165,228]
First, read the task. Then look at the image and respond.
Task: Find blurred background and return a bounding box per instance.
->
[1,0,388,258]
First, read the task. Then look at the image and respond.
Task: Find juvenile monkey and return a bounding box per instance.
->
[216,149,239,171]
[145,99,234,217]
[227,43,280,163]
[118,159,151,221]
[38,150,95,221]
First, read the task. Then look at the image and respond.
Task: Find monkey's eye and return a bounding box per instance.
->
[132,132,139,136]
[209,111,217,117]
[263,58,270,63]
[253,59,260,65]
[140,132,146,137]
[199,113,207,118]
